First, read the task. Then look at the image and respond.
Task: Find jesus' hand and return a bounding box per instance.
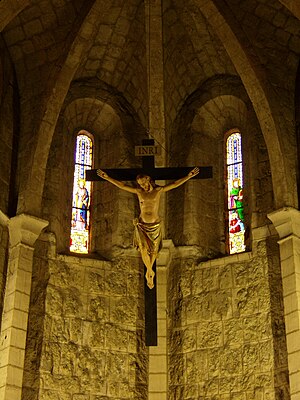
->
[97,169,108,179]
[188,167,200,177]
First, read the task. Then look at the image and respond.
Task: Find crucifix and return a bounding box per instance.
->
[86,138,213,345]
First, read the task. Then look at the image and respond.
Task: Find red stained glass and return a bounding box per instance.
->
[226,132,246,254]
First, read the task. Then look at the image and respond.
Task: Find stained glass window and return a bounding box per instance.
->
[70,133,93,253]
[226,131,246,254]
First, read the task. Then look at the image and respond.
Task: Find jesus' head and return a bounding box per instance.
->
[136,174,155,192]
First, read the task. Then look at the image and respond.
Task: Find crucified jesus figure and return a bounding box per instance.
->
[97,167,200,289]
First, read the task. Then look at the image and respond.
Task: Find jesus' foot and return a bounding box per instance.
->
[145,268,155,289]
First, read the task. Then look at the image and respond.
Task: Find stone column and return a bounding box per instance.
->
[145,0,166,166]
[0,214,48,400]
[144,0,167,220]
[148,240,174,400]
[268,207,300,399]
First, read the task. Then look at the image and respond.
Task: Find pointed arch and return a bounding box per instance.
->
[0,0,30,32]
[17,0,111,217]
[191,0,297,208]
[278,0,300,20]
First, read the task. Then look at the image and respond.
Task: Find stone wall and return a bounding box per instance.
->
[168,238,289,400]
[42,116,74,253]
[0,217,8,325]
[0,35,18,216]
[43,91,141,256]
[167,74,275,257]
[22,235,148,400]
[162,2,237,131]
[249,116,275,229]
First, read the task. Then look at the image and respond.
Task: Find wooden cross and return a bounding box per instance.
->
[86,139,213,346]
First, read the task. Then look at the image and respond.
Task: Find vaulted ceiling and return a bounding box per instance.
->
[2,0,299,128]
[0,0,299,214]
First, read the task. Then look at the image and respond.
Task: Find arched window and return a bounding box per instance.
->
[226,130,246,254]
[70,132,93,253]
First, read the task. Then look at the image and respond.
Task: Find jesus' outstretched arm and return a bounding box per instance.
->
[97,169,138,194]
[161,167,200,192]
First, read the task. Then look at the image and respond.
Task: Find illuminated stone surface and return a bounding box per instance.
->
[0,1,299,399]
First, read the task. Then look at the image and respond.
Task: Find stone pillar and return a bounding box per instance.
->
[0,214,48,400]
[145,0,166,167]
[148,240,174,400]
[144,0,167,220]
[268,207,300,399]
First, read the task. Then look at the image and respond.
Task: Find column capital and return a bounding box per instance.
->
[157,239,175,266]
[8,213,49,248]
[0,210,9,226]
[268,207,300,239]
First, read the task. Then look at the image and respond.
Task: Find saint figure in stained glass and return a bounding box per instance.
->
[70,133,93,254]
[73,179,89,229]
[226,131,246,254]
[229,178,244,221]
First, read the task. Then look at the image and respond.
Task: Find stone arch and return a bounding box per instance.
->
[192,0,297,209]
[64,80,147,256]
[0,35,20,217]
[167,74,271,256]
[278,0,300,20]
[17,0,112,218]
[295,61,300,204]
[43,81,146,255]
[64,78,146,143]
[0,0,30,32]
